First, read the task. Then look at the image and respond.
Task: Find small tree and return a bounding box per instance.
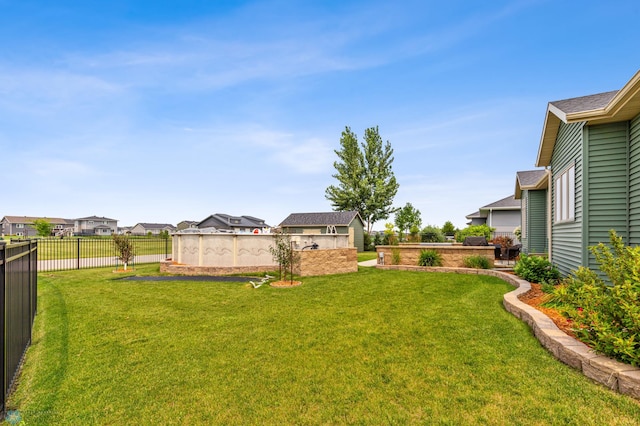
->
[442,221,456,237]
[383,222,397,245]
[394,202,421,242]
[31,219,54,237]
[269,232,300,283]
[113,234,135,271]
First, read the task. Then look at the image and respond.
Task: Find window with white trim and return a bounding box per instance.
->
[326,225,337,234]
[554,165,575,223]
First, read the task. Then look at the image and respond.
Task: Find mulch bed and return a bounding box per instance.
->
[518,283,577,338]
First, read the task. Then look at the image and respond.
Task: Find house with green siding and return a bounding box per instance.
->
[279,211,365,252]
[514,170,549,255]
[533,69,640,276]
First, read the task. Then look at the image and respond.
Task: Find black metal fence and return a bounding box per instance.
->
[23,237,172,272]
[0,240,37,414]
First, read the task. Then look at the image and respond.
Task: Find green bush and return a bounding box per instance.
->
[391,248,401,265]
[463,255,491,269]
[418,249,443,267]
[548,230,640,366]
[420,225,445,243]
[513,253,560,284]
[455,224,494,243]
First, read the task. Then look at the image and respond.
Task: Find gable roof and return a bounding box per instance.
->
[76,215,117,221]
[197,214,269,229]
[134,223,176,230]
[514,169,549,199]
[2,216,71,225]
[537,69,640,167]
[279,211,363,227]
[480,195,520,211]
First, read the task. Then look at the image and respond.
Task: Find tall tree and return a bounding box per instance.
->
[325,126,399,233]
[394,202,422,242]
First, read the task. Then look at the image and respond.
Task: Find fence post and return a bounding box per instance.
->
[77,238,81,270]
[0,240,6,414]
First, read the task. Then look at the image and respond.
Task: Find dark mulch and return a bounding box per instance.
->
[121,275,261,282]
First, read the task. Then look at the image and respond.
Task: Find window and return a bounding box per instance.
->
[16,223,24,228]
[326,225,337,234]
[88,221,94,226]
[555,165,575,223]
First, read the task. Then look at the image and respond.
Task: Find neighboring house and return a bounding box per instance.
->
[532,69,640,276]
[514,170,549,255]
[465,195,521,237]
[1,216,73,237]
[177,220,199,231]
[197,214,270,233]
[74,216,118,236]
[278,211,365,252]
[130,223,176,236]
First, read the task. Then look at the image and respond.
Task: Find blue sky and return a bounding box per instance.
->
[2,0,639,229]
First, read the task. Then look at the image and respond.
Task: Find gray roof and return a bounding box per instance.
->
[1,216,70,225]
[279,211,361,227]
[550,90,618,115]
[465,211,483,219]
[480,195,520,211]
[516,170,547,187]
[197,214,269,229]
[76,215,117,221]
[135,223,176,230]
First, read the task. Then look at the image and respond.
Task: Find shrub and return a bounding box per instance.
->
[418,249,443,267]
[421,225,445,243]
[391,248,401,265]
[455,224,494,242]
[363,232,374,251]
[463,255,491,269]
[493,235,513,249]
[549,230,640,366]
[513,253,560,284]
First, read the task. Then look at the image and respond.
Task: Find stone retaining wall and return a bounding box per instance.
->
[295,247,357,277]
[378,264,640,401]
[375,244,494,268]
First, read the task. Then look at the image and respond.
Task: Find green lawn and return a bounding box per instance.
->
[357,251,377,262]
[7,266,640,424]
[34,238,171,260]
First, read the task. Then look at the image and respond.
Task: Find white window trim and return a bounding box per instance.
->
[554,164,575,223]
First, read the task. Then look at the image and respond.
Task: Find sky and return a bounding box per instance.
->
[1,0,639,230]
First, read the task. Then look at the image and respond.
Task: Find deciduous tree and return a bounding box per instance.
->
[31,219,53,237]
[325,126,399,233]
[394,203,422,242]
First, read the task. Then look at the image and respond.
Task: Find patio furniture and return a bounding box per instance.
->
[462,236,488,246]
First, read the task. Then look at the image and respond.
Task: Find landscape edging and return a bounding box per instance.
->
[376,264,640,400]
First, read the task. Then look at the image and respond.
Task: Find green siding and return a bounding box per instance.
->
[528,189,547,254]
[351,220,365,252]
[585,122,629,271]
[630,113,640,245]
[551,121,584,276]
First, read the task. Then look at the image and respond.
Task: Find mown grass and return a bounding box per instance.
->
[34,238,171,260]
[7,265,640,424]
[357,251,377,262]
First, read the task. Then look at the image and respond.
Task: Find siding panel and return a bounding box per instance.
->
[586,122,628,271]
[630,113,640,245]
[551,122,584,276]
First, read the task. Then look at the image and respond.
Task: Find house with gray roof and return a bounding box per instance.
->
[514,170,549,255]
[197,214,270,233]
[74,216,118,236]
[1,216,74,237]
[531,69,640,276]
[130,223,176,236]
[465,195,521,238]
[279,211,365,252]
